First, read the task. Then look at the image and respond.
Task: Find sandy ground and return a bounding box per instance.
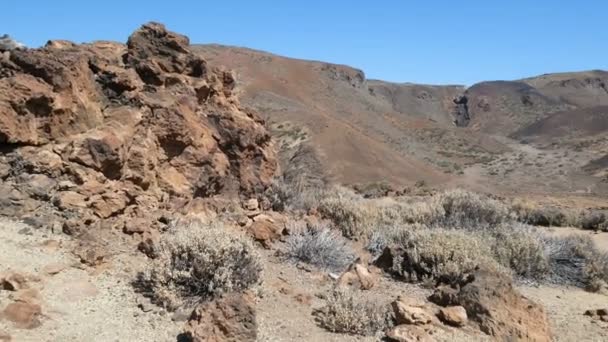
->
[1,218,608,341]
[256,247,487,342]
[0,219,181,342]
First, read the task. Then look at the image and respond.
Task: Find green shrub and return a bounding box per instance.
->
[137,220,262,310]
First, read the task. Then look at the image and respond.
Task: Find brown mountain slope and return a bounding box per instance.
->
[522,70,608,107]
[513,106,608,140]
[193,44,608,195]
[367,81,464,125]
[463,81,571,135]
[193,44,509,187]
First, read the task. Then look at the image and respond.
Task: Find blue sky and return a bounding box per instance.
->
[2,1,607,85]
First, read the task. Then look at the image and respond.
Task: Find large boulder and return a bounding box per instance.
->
[0,22,277,235]
[429,269,551,341]
[182,292,257,342]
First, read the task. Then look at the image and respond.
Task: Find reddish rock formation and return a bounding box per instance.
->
[0,22,277,237]
[429,269,552,341]
[183,292,257,342]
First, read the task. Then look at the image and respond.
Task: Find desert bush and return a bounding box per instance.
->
[491,225,549,279]
[137,220,262,310]
[381,228,501,284]
[542,234,608,291]
[267,142,329,212]
[366,223,426,257]
[511,199,581,227]
[284,222,355,271]
[434,189,511,227]
[265,178,328,212]
[315,289,393,336]
[580,211,608,231]
[319,189,444,239]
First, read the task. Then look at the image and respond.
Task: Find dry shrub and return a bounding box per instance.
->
[382,228,501,284]
[137,220,262,310]
[315,289,393,336]
[434,189,511,227]
[491,225,549,279]
[366,223,426,257]
[543,234,608,291]
[265,178,326,212]
[318,188,443,239]
[511,199,581,227]
[285,222,355,271]
[580,210,608,231]
[267,142,329,212]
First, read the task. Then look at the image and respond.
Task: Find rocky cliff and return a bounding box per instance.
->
[0,23,277,236]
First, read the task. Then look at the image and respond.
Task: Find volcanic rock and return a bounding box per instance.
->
[0,22,277,239]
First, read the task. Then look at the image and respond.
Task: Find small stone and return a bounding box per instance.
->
[123,218,149,235]
[42,263,66,275]
[437,306,468,327]
[54,191,87,210]
[1,302,42,329]
[386,324,434,342]
[244,198,259,211]
[245,209,262,218]
[337,259,377,290]
[237,215,253,228]
[0,273,29,291]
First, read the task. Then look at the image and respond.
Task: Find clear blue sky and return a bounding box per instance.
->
[2,1,607,85]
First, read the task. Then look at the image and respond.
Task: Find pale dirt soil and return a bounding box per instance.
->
[2,218,608,341]
[0,219,181,342]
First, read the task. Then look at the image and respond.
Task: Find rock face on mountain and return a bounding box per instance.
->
[0,23,277,235]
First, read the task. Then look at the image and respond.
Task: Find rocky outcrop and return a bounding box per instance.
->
[451,95,470,127]
[182,292,257,342]
[0,35,25,52]
[429,269,551,341]
[0,23,277,238]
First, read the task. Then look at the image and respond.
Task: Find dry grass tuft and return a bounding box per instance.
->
[315,289,393,336]
[136,220,262,310]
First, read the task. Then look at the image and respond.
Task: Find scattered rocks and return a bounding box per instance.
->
[183,292,257,342]
[248,213,285,248]
[584,308,608,322]
[437,306,467,327]
[392,296,433,325]
[337,259,377,290]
